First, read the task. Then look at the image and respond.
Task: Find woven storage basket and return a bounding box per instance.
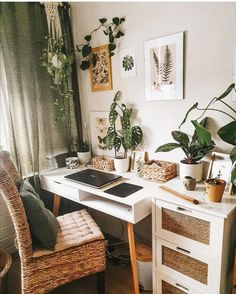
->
[0,249,12,294]
[92,156,114,171]
[142,160,177,183]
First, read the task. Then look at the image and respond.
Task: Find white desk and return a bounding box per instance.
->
[40,166,155,294]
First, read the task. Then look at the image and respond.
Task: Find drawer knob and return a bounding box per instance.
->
[176,283,189,291]
[177,207,192,213]
[176,246,191,254]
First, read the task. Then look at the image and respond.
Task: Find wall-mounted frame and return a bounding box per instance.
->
[144,32,184,101]
[90,44,112,91]
[207,152,233,194]
[89,112,113,157]
[131,151,148,172]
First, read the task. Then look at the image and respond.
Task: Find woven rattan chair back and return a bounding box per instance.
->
[0,151,33,261]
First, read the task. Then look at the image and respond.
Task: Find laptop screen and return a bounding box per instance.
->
[64,168,122,188]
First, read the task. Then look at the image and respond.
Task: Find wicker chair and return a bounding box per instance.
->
[0,151,106,294]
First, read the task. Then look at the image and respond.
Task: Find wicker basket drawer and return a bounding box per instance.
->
[155,271,204,294]
[156,238,216,292]
[154,199,220,253]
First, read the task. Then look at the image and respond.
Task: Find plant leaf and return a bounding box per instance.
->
[155,143,181,153]
[112,17,120,26]
[217,121,236,146]
[215,83,235,101]
[131,126,143,148]
[179,103,198,129]
[114,135,122,152]
[120,17,125,23]
[230,147,236,164]
[80,60,90,70]
[191,120,211,145]
[109,109,118,125]
[99,18,107,24]
[191,117,208,144]
[108,43,116,52]
[84,35,91,42]
[82,45,91,58]
[171,131,189,146]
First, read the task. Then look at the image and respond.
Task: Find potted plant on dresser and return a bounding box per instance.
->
[155,118,215,181]
[105,91,143,173]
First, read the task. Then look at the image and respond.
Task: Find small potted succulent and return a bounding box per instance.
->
[105,91,143,172]
[77,140,91,165]
[155,118,215,181]
[205,178,226,202]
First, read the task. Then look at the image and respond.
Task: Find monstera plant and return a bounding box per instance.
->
[105,91,143,172]
[179,83,236,192]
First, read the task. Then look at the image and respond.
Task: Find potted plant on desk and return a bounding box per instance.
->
[155,118,215,181]
[205,177,226,202]
[77,140,91,164]
[105,91,143,172]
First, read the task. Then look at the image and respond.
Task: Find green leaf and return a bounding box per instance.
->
[115,30,124,39]
[217,121,236,146]
[120,17,125,23]
[99,18,107,24]
[114,91,121,101]
[114,136,122,152]
[112,17,120,26]
[179,103,198,129]
[191,117,208,144]
[110,52,115,57]
[216,83,235,101]
[103,30,108,36]
[80,60,90,70]
[84,35,91,42]
[230,147,236,164]
[191,120,211,145]
[108,43,116,52]
[171,131,189,146]
[105,127,116,150]
[155,143,181,153]
[109,109,118,125]
[131,126,143,148]
[231,164,236,187]
[82,45,91,58]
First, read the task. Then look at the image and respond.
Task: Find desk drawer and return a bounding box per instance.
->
[41,178,80,201]
[154,199,222,254]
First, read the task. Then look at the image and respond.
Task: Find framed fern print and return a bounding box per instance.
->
[144,32,184,101]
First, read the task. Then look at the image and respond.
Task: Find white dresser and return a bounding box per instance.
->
[152,180,236,294]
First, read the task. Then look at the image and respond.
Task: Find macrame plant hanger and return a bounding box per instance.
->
[44,2,62,39]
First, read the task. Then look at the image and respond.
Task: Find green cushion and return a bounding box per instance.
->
[19,180,58,250]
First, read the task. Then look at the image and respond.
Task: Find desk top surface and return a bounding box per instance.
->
[41,167,236,219]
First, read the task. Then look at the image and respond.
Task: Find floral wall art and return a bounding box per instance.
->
[120,48,136,77]
[144,32,184,101]
[89,44,112,91]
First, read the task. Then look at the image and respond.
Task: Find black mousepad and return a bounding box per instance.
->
[104,183,143,198]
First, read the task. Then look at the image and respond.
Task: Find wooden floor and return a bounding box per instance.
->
[7,255,152,294]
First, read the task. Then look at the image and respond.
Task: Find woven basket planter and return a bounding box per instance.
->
[142,160,177,183]
[92,156,115,171]
[0,249,12,294]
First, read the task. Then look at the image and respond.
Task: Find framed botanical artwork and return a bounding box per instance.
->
[207,152,233,194]
[89,112,114,157]
[89,44,112,91]
[144,32,184,101]
[120,48,136,78]
[131,151,148,172]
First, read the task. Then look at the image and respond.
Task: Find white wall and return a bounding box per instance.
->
[71,2,236,241]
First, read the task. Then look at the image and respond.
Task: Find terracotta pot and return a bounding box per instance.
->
[205,178,226,202]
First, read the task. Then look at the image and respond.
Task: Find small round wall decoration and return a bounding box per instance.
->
[120,48,136,78]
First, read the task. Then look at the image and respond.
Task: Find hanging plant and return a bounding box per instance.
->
[41,35,74,122]
[76,17,125,70]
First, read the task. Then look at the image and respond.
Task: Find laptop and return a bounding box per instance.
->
[64,168,122,189]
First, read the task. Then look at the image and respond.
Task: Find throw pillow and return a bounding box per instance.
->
[19,180,58,250]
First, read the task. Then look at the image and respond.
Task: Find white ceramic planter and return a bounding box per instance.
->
[114,157,130,173]
[77,151,91,165]
[179,160,203,182]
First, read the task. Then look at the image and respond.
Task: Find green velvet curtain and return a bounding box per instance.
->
[0,3,80,179]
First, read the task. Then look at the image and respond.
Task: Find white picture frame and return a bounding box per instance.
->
[207,152,233,194]
[144,32,184,101]
[89,112,114,157]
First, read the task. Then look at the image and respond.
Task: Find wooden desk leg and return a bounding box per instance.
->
[127,222,139,294]
[53,194,60,217]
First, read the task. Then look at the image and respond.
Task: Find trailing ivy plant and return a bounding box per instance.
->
[41,35,74,122]
[179,83,236,193]
[76,17,125,70]
[105,91,143,158]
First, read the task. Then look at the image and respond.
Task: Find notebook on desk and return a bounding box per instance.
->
[64,168,122,189]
